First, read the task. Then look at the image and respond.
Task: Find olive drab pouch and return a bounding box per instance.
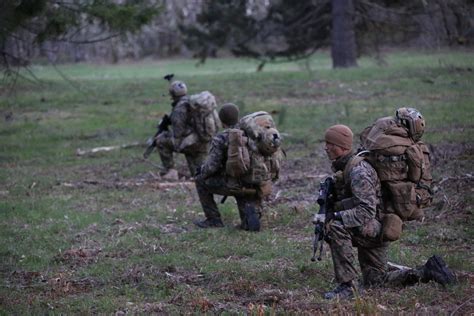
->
[269,148,283,181]
[381,213,403,241]
[385,181,417,220]
[418,142,433,182]
[406,143,425,182]
[242,152,280,198]
[415,141,434,209]
[225,128,250,178]
[258,180,273,198]
[241,150,272,185]
[189,91,221,142]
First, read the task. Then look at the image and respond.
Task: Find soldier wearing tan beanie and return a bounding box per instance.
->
[316,122,455,300]
[324,124,353,150]
[324,124,353,161]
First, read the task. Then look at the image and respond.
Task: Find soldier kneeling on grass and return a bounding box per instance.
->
[154,80,220,178]
[315,123,456,300]
[194,104,283,231]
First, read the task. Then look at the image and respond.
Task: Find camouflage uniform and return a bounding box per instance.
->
[195,129,261,225]
[156,96,208,177]
[328,153,429,287]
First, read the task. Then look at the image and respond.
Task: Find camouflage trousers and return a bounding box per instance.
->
[195,175,261,223]
[326,219,424,287]
[156,131,207,177]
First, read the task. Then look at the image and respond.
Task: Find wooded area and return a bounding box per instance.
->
[1,0,473,71]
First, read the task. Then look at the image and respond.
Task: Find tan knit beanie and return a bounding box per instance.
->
[325,124,353,150]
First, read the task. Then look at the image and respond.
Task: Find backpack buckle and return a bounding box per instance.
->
[377,154,406,162]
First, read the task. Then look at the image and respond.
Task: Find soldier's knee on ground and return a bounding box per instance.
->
[362,267,386,287]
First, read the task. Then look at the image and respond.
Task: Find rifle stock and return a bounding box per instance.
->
[143,114,171,159]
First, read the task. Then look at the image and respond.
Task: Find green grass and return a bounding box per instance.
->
[1,49,473,314]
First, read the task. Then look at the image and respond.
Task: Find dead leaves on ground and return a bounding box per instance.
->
[57,247,102,265]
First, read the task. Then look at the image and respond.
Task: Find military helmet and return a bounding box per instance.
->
[396,107,425,142]
[169,80,187,97]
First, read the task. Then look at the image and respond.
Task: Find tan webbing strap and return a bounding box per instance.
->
[343,155,366,189]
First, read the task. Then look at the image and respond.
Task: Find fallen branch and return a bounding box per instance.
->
[152,181,195,189]
[61,179,194,190]
[450,296,474,316]
[76,142,142,156]
[438,174,472,185]
[387,261,411,271]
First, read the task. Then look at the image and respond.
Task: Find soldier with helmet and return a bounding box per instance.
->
[194,103,263,231]
[314,109,455,300]
[154,80,209,178]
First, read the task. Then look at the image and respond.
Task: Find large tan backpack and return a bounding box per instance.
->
[239,111,282,156]
[359,113,433,222]
[189,91,221,142]
[225,112,283,197]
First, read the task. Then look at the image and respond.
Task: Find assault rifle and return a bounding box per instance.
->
[143,114,171,159]
[311,176,335,262]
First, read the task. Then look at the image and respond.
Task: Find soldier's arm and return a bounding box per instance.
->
[200,134,226,179]
[339,161,379,228]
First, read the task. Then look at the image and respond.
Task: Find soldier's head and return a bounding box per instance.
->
[218,103,239,127]
[169,80,187,99]
[396,107,425,142]
[324,124,353,160]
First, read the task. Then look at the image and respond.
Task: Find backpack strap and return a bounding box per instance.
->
[343,153,367,187]
[331,153,367,212]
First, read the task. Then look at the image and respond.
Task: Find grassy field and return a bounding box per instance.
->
[0,49,473,314]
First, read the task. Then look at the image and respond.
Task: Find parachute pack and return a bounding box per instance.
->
[189,91,221,142]
[225,111,283,198]
[356,108,433,225]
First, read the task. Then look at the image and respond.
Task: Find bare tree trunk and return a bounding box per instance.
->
[331,0,357,68]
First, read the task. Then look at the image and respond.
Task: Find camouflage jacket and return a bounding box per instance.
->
[332,153,381,228]
[200,129,231,179]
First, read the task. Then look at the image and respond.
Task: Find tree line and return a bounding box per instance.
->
[1,0,472,73]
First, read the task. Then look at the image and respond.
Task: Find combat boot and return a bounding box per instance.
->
[160,168,179,180]
[244,203,260,232]
[235,222,248,231]
[324,281,355,300]
[194,218,224,229]
[421,255,456,286]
